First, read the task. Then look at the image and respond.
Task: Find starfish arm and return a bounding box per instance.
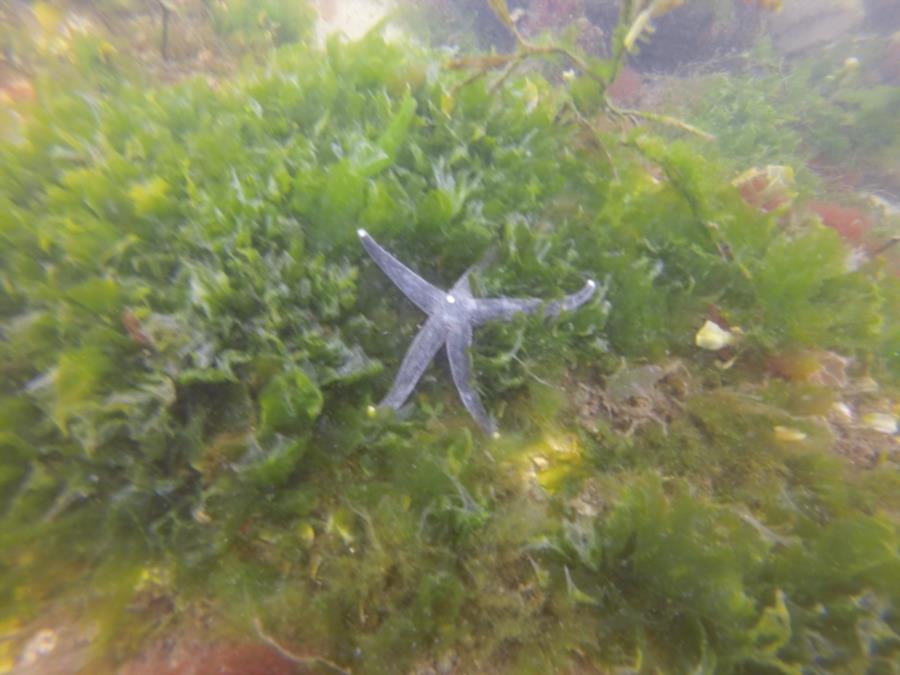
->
[470,297,543,324]
[446,324,497,435]
[543,279,597,317]
[450,272,475,298]
[358,229,445,314]
[470,279,597,324]
[379,314,446,410]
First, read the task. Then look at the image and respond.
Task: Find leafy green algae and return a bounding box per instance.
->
[1,12,898,675]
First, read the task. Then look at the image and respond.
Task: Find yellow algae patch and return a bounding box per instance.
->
[298,521,316,547]
[513,431,587,496]
[326,507,356,546]
[129,177,171,216]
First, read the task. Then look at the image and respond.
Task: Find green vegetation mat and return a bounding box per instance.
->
[1,3,898,673]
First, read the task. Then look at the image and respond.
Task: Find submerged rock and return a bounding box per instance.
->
[120,642,308,675]
[771,0,865,56]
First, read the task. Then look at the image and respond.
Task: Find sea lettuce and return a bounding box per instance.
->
[0,14,897,675]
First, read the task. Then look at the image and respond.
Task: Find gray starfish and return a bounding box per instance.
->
[359,228,597,436]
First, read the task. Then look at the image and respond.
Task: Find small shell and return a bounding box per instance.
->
[531,455,550,471]
[695,320,735,350]
[19,629,57,666]
[861,412,898,435]
[774,426,807,442]
[192,507,212,524]
[831,402,854,421]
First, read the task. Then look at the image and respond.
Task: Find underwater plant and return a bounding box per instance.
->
[0,0,898,673]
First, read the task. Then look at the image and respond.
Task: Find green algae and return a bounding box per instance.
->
[1,4,899,674]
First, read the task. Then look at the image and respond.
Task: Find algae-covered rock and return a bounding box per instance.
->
[0,2,898,674]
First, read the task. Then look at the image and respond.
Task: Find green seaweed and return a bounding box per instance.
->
[0,6,898,675]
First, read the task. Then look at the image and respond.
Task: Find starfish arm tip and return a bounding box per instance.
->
[358,228,369,238]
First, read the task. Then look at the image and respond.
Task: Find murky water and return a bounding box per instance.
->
[1,1,898,673]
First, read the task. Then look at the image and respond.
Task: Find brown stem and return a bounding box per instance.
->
[606,101,716,141]
[253,617,351,675]
[157,1,170,61]
[565,103,619,181]
[489,57,522,92]
[459,1,715,141]
[870,236,899,257]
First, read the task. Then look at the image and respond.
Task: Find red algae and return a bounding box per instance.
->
[523,0,581,36]
[607,65,642,105]
[734,166,795,212]
[120,642,308,675]
[880,33,900,84]
[808,201,873,245]
[0,78,35,104]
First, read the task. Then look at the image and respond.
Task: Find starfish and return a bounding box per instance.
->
[358,228,597,436]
